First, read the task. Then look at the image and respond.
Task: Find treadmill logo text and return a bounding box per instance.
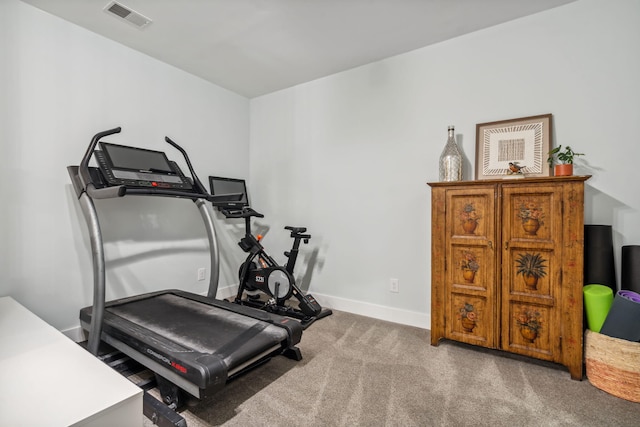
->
[146,348,187,374]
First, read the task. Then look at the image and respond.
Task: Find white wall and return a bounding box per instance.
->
[0,0,250,337]
[249,0,640,328]
[2,0,639,336]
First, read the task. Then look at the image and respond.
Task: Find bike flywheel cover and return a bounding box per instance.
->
[267,267,293,299]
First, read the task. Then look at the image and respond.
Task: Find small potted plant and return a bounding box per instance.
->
[547,145,584,176]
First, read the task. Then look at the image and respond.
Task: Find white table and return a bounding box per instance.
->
[0,296,143,427]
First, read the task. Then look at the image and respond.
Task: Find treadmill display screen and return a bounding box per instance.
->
[101,142,174,173]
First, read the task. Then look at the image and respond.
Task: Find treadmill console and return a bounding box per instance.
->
[95,142,193,190]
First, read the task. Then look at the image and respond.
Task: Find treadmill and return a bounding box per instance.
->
[68,128,303,427]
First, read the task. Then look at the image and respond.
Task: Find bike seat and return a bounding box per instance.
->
[285,226,306,234]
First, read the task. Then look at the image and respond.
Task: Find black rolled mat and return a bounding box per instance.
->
[621,245,640,294]
[584,225,617,293]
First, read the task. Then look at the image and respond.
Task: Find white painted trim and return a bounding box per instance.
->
[312,293,430,330]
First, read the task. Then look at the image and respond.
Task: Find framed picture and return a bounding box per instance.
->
[475,114,552,180]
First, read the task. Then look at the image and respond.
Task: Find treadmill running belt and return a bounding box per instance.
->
[106,293,288,369]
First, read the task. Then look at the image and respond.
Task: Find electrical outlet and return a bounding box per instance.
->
[197,267,206,281]
[390,278,399,293]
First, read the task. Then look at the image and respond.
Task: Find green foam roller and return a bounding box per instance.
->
[583,284,614,332]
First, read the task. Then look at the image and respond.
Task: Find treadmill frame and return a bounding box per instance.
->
[68,128,303,425]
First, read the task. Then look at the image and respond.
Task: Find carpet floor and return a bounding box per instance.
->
[144,310,639,426]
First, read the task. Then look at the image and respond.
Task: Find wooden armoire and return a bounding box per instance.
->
[428,176,590,380]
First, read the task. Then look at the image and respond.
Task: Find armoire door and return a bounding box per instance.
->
[500,184,562,363]
[444,187,497,348]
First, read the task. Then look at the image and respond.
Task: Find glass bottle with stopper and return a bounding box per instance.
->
[439,125,463,182]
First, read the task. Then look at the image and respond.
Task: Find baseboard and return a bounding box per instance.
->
[218,285,431,330]
[62,287,430,342]
[311,293,430,330]
[216,283,238,300]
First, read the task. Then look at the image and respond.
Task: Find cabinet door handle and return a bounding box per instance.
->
[488,241,493,249]
[504,241,509,250]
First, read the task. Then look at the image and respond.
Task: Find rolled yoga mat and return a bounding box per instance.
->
[584,225,617,294]
[621,245,640,294]
[599,290,640,342]
[583,284,614,333]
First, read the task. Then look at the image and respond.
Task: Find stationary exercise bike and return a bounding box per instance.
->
[209,176,332,328]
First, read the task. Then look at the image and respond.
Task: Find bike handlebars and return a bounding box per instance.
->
[219,206,264,219]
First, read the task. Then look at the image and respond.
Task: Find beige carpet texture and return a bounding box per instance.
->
[144,310,639,426]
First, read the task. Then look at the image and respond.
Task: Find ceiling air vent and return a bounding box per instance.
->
[104,1,152,29]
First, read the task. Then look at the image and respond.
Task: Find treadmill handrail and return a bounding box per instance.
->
[79,127,122,193]
[80,178,240,202]
[165,136,208,196]
[71,128,229,354]
[77,127,235,202]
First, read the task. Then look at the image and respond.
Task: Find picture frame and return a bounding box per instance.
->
[475,114,553,180]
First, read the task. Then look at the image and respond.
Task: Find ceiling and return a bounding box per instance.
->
[21,0,576,98]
